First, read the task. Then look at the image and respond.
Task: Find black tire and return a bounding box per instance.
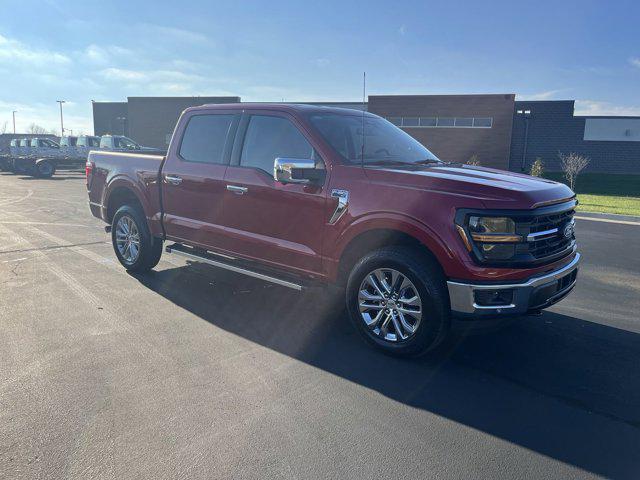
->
[111,205,163,272]
[346,246,450,357]
[34,160,55,178]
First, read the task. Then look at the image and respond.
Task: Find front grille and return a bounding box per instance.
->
[520,207,575,260]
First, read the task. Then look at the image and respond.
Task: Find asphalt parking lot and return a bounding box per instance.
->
[1,170,639,479]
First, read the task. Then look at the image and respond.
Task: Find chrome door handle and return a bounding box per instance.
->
[226,185,248,194]
[165,175,182,185]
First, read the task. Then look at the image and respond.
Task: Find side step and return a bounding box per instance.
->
[165,243,304,291]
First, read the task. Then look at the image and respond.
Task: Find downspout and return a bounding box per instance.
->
[521,116,530,172]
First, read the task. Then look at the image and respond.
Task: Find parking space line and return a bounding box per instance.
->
[575,216,640,227]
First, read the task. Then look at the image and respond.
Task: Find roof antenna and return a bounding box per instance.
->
[361,71,366,167]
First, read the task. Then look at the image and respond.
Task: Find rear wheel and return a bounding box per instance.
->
[34,160,55,178]
[111,205,162,272]
[346,246,450,357]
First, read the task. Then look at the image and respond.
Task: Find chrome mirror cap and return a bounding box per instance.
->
[274,157,315,184]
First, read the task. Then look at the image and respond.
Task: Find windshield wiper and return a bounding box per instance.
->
[414,158,443,165]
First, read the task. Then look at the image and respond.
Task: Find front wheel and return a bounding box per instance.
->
[111,205,163,272]
[34,160,56,178]
[346,246,450,357]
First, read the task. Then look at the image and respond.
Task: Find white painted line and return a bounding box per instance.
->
[0,221,91,228]
[575,216,640,226]
[1,257,27,263]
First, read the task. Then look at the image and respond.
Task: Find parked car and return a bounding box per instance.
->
[99,135,164,154]
[77,135,101,156]
[0,139,20,170]
[86,104,580,357]
[60,135,79,158]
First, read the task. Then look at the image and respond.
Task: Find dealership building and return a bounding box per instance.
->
[93,94,640,174]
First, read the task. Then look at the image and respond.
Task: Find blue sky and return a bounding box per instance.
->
[1,0,639,134]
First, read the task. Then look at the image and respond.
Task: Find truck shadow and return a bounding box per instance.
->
[133,261,640,479]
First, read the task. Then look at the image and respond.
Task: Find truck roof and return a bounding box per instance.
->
[186,102,377,117]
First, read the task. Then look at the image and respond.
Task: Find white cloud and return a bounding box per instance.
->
[399,25,407,36]
[315,58,330,68]
[0,34,71,65]
[574,99,640,116]
[138,24,213,46]
[99,67,148,81]
[629,57,640,68]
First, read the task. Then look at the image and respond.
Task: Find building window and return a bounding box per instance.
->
[473,117,493,127]
[386,116,494,128]
[402,117,419,127]
[436,117,455,127]
[454,117,473,127]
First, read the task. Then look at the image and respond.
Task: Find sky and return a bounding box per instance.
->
[0,0,639,135]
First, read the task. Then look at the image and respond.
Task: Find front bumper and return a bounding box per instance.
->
[447,253,580,319]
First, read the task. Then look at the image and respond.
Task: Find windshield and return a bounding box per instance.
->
[116,136,140,149]
[308,113,441,166]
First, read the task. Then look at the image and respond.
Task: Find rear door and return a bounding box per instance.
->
[220,111,327,276]
[161,111,240,249]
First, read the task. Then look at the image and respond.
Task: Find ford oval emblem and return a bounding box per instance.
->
[563,222,575,239]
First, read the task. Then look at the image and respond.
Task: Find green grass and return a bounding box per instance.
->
[542,173,640,216]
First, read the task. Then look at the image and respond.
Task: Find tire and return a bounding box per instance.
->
[346,246,450,357]
[34,160,55,178]
[111,205,163,272]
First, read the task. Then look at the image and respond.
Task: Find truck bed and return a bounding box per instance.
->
[87,150,165,233]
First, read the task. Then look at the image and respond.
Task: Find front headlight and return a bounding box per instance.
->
[467,216,520,260]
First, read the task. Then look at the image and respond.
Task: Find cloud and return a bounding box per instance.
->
[574,100,640,116]
[518,89,567,101]
[99,67,148,81]
[399,25,407,35]
[83,44,135,65]
[315,58,330,68]
[0,34,71,65]
[630,57,640,68]
[138,24,213,46]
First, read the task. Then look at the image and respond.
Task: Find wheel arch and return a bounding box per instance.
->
[104,183,146,225]
[335,215,453,285]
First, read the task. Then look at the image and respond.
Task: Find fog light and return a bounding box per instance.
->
[474,289,514,306]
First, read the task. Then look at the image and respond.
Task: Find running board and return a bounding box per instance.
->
[165,243,304,291]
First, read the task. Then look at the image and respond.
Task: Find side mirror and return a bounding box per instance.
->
[274,157,323,184]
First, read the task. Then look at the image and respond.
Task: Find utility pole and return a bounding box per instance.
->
[12,111,16,134]
[56,100,65,136]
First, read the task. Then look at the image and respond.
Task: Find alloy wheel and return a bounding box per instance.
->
[115,215,141,264]
[358,268,423,342]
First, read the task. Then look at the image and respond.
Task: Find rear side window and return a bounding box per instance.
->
[179,114,234,164]
[240,115,313,175]
[89,137,100,147]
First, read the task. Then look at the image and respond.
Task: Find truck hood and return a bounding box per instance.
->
[368,164,575,209]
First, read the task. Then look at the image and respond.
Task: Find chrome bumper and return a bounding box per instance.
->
[447,253,581,318]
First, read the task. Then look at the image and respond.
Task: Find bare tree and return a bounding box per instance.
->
[27,123,48,134]
[0,121,7,134]
[559,152,590,190]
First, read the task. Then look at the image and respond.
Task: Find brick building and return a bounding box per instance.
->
[510,100,640,174]
[92,95,640,174]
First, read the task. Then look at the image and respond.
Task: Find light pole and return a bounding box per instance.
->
[12,111,16,134]
[56,100,66,136]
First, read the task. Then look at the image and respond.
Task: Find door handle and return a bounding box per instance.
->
[226,185,248,194]
[165,175,183,185]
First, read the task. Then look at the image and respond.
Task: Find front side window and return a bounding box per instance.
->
[309,113,440,166]
[179,114,234,164]
[240,115,314,175]
[89,137,101,147]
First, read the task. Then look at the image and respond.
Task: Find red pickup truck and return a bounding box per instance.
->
[87,103,580,356]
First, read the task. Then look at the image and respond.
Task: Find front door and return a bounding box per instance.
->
[162,112,239,250]
[220,112,327,277]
